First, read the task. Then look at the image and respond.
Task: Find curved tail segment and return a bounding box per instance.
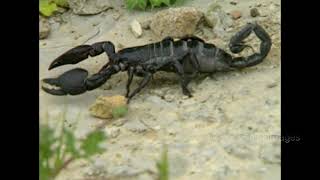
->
[228,23,272,68]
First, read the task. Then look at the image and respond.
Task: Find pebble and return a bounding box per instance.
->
[105,127,120,138]
[250,8,260,17]
[39,16,50,39]
[112,118,128,127]
[224,144,254,159]
[89,95,128,119]
[230,0,238,5]
[266,82,278,88]
[230,10,242,20]
[130,19,143,38]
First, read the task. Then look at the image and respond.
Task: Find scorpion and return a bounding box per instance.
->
[41,23,271,103]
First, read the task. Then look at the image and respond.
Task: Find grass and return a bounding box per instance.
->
[156,145,169,180]
[39,113,107,180]
[111,106,128,119]
[125,0,185,10]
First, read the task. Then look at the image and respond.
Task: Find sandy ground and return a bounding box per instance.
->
[39,0,281,179]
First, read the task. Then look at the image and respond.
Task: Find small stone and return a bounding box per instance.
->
[224,144,253,159]
[250,8,260,17]
[266,82,277,88]
[105,127,120,138]
[68,0,113,15]
[112,12,121,20]
[89,95,128,119]
[39,16,50,39]
[230,10,242,20]
[140,18,151,30]
[259,145,281,164]
[117,43,125,49]
[130,19,143,38]
[164,94,175,102]
[230,0,238,5]
[124,120,148,133]
[112,118,128,127]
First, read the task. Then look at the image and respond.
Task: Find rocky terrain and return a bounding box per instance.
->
[39,0,281,179]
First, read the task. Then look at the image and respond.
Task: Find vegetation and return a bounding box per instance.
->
[125,0,185,10]
[156,145,169,180]
[39,0,68,17]
[39,120,107,180]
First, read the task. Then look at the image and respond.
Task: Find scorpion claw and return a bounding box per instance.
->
[41,68,89,95]
[48,45,93,70]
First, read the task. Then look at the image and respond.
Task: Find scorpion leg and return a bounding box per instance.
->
[183,54,200,86]
[171,61,193,97]
[48,41,116,70]
[125,66,135,98]
[229,23,272,68]
[127,71,152,103]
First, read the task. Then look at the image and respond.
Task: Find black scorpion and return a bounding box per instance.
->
[41,23,272,103]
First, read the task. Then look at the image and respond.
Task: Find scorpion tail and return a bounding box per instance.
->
[228,22,272,68]
[48,41,116,70]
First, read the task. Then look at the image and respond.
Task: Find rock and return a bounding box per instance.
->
[68,0,113,15]
[204,3,233,38]
[230,10,242,20]
[112,12,121,20]
[164,94,175,102]
[150,7,204,38]
[39,16,50,39]
[89,95,128,119]
[105,127,120,138]
[130,19,143,38]
[259,144,281,164]
[230,0,238,5]
[250,8,260,17]
[112,118,128,127]
[224,143,254,159]
[140,18,151,30]
[123,119,148,133]
[266,81,278,88]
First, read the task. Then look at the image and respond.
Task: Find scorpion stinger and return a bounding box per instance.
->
[228,22,272,68]
[41,23,272,102]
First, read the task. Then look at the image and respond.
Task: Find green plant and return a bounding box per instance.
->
[111,106,128,119]
[125,0,185,10]
[39,124,107,180]
[39,0,68,17]
[156,145,169,180]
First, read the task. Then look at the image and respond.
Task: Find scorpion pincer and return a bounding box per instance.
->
[41,22,272,103]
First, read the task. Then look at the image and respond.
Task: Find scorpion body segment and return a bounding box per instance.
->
[41,23,272,103]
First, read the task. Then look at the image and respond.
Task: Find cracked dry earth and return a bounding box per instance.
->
[39,0,281,179]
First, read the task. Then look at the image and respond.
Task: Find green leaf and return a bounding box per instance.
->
[156,145,169,180]
[40,125,57,180]
[171,0,185,6]
[80,131,107,158]
[149,0,172,8]
[126,0,148,10]
[53,0,69,8]
[112,106,128,119]
[40,0,58,17]
[64,128,80,157]
[40,125,57,160]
